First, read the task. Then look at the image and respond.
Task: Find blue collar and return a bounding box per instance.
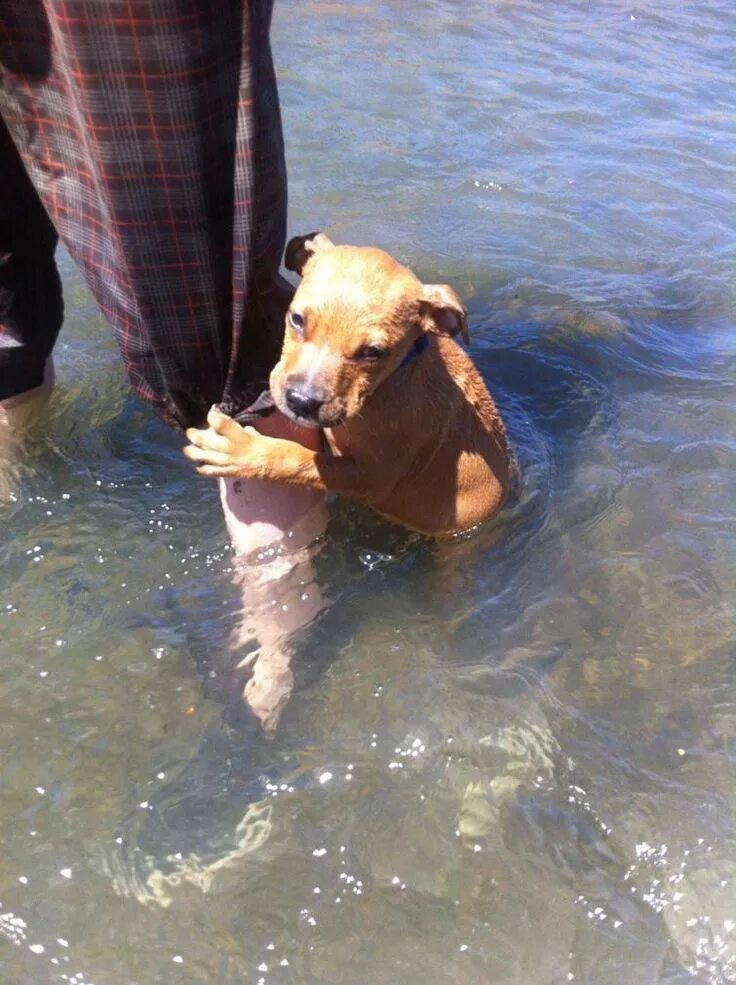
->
[398,333,429,368]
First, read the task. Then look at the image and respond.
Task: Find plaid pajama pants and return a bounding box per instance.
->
[0,0,289,430]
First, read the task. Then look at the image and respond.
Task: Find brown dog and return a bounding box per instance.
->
[185,234,513,536]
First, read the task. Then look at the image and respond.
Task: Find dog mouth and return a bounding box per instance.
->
[287,409,344,429]
[274,394,345,430]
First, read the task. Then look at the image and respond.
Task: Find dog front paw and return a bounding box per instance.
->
[183,406,267,478]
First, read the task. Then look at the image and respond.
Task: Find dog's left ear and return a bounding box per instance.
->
[284,232,334,276]
[418,284,469,345]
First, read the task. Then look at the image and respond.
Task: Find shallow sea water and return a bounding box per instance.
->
[2,1,736,983]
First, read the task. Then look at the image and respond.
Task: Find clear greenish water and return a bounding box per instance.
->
[1,2,735,983]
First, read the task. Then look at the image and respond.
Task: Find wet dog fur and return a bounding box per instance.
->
[185,234,513,536]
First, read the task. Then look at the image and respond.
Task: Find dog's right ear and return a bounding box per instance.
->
[284,232,334,275]
[418,283,470,345]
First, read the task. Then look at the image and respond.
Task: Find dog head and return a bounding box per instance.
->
[270,232,468,428]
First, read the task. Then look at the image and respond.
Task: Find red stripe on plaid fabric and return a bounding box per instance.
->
[124,0,199,334]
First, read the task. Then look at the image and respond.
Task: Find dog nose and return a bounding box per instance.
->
[285,387,324,420]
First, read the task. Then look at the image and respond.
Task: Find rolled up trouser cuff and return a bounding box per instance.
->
[216,386,276,425]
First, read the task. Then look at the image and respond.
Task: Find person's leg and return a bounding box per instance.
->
[0,116,62,485]
[220,409,328,731]
[1,2,327,731]
[0,0,287,428]
[0,357,54,426]
[0,355,54,498]
[1,1,321,533]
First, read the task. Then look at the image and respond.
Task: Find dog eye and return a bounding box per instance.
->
[288,310,305,333]
[354,344,386,361]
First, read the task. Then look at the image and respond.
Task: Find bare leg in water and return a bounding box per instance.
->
[2,371,327,730]
[0,358,55,498]
[219,410,328,733]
